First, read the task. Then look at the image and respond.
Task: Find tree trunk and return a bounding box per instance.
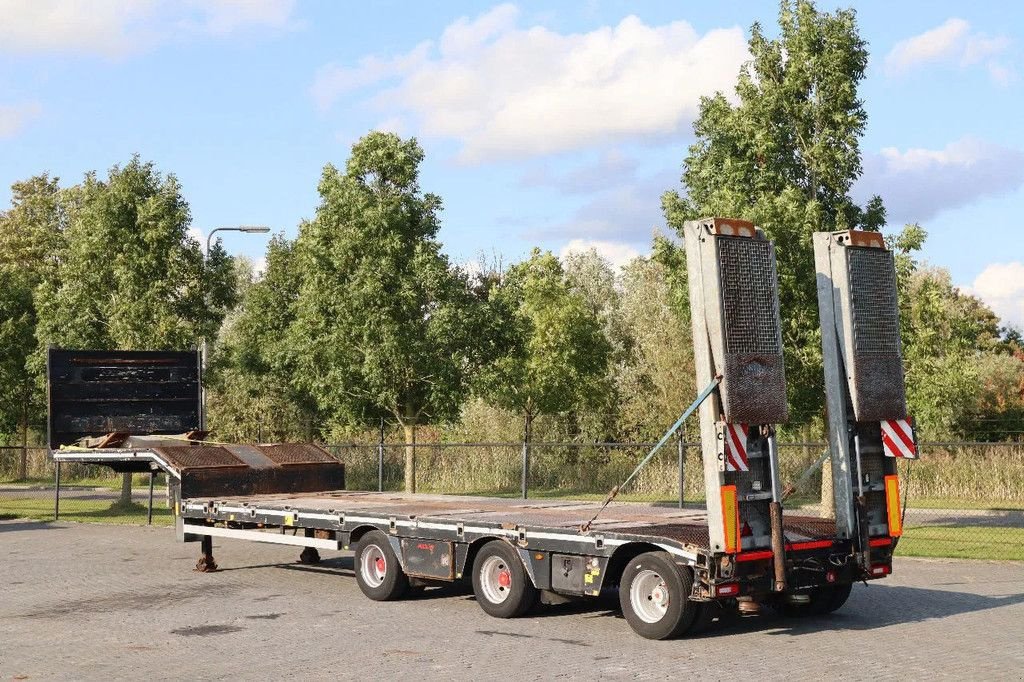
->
[18,381,29,481]
[119,472,133,506]
[403,422,416,494]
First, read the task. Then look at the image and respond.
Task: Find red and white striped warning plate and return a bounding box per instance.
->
[881,418,917,459]
[724,423,749,472]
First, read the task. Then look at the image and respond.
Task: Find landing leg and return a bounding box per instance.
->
[299,529,321,564]
[195,535,218,572]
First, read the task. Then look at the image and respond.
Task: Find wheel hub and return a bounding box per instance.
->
[630,569,672,623]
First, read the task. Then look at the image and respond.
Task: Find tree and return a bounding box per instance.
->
[289,132,485,492]
[0,175,65,476]
[33,156,236,505]
[662,0,884,424]
[207,238,319,442]
[476,249,612,449]
[899,265,1016,439]
[615,256,697,443]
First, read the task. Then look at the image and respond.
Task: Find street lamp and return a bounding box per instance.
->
[199,225,271,432]
[205,225,271,258]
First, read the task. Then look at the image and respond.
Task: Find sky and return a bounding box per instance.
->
[1,0,1022,328]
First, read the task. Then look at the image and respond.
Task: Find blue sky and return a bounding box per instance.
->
[1,1,1022,327]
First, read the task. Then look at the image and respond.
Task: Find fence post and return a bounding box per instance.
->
[377,417,385,493]
[147,471,155,525]
[677,436,685,509]
[54,460,61,521]
[521,414,531,499]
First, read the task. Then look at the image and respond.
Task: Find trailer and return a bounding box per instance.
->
[50,219,907,640]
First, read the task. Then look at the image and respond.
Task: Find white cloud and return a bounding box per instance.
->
[189,0,297,36]
[560,238,644,271]
[962,262,1024,329]
[312,5,749,162]
[187,226,205,246]
[855,136,1024,224]
[884,18,1013,83]
[0,102,42,138]
[0,0,297,56]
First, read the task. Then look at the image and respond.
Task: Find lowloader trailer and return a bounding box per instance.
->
[49,219,911,640]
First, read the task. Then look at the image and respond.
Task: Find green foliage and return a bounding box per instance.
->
[34,156,235,352]
[901,264,1024,439]
[206,236,318,442]
[664,0,881,424]
[476,249,612,428]
[615,257,697,443]
[288,132,485,430]
[0,175,64,442]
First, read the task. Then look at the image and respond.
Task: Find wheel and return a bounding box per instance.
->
[821,582,853,614]
[775,583,852,617]
[618,551,698,640]
[471,540,537,618]
[354,530,409,601]
[688,599,739,635]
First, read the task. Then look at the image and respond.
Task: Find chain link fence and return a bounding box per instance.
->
[2,441,1022,560]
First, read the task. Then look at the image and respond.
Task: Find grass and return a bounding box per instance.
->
[896,525,1024,561]
[0,497,173,526]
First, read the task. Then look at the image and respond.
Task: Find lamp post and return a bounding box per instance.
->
[200,225,271,431]
[205,225,270,259]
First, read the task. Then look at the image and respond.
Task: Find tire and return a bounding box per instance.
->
[471,540,537,618]
[688,599,738,635]
[619,551,698,640]
[354,530,409,601]
[820,582,853,614]
[776,583,852,617]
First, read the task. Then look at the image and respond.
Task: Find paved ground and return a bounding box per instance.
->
[2,520,1022,680]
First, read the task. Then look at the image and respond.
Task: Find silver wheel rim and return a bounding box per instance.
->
[479,555,513,604]
[361,544,387,588]
[630,569,670,623]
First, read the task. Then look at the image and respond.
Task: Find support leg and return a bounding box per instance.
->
[195,535,218,572]
[299,529,321,564]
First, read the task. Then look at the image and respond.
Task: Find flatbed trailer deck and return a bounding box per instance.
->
[178,490,886,638]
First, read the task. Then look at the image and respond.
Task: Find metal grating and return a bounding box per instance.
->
[844,246,908,421]
[258,444,338,466]
[154,446,247,470]
[714,237,788,424]
[848,248,901,355]
[718,238,782,355]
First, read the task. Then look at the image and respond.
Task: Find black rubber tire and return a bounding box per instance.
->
[820,582,853,614]
[354,530,409,601]
[618,551,698,640]
[688,599,739,635]
[776,583,852,617]
[471,540,537,618]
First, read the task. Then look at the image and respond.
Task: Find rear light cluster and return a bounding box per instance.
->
[869,564,891,577]
[715,582,740,597]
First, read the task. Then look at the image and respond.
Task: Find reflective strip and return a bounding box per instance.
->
[884,474,902,537]
[181,522,341,550]
[725,423,749,472]
[881,418,917,459]
[720,485,740,553]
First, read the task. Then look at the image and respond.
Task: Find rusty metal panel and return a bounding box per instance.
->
[258,443,339,466]
[154,446,247,470]
[845,247,908,421]
[712,236,789,424]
